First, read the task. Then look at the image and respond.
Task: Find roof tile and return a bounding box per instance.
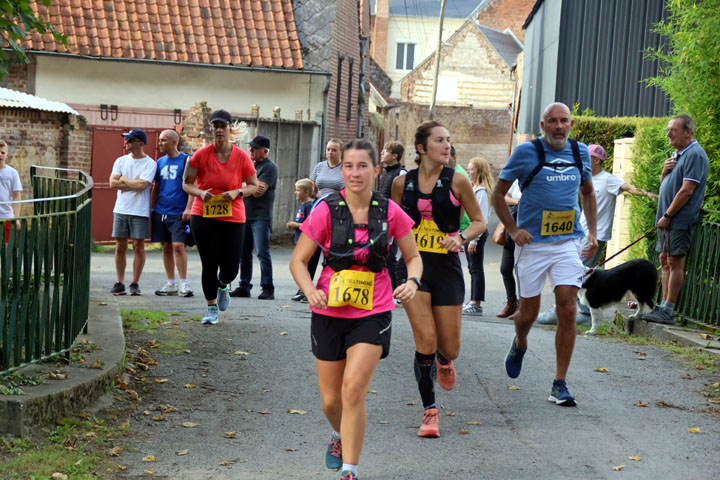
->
[26,0,303,69]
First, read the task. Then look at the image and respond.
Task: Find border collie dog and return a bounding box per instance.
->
[577,259,658,335]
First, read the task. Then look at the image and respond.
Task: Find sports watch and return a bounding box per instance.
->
[408,277,422,288]
[459,232,468,242]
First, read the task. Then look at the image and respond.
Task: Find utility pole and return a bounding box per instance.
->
[429,0,447,120]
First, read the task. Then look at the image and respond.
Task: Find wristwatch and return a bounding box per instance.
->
[663,212,672,219]
[459,232,468,243]
[408,277,421,288]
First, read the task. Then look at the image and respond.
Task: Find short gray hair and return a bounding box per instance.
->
[541,102,571,122]
[671,114,694,134]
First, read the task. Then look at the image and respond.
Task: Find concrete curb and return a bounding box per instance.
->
[0,289,124,437]
[621,308,720,354]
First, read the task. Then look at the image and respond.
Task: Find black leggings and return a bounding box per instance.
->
[190,215,244,300]
[465,232,488,302]
[500,235,517,302]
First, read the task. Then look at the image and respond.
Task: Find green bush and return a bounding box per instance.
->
[570,116,639,168]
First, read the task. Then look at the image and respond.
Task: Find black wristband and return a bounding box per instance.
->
[408,277,421,288]
[663,212,671,219]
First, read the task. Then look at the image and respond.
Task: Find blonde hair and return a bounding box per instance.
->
[295,178,316,199]
[468,157,495,206]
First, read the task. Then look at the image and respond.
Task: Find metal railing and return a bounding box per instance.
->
[0,166,93,374]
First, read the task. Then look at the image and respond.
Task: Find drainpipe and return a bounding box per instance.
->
[321,75,332,164]
[357,36,367,138]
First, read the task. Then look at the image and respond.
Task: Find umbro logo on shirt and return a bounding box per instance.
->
[542,165,578,182]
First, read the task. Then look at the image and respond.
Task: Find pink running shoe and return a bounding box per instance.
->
[417,408,440,438]
[436,359,456,391]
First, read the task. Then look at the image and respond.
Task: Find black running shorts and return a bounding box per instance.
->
[311,311,392,361]
[417,251,465,306]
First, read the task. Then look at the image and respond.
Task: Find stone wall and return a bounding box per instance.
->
[475,0,535,43]
[383,103,512,174]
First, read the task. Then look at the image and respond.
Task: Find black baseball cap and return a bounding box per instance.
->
[209,109,233,124]
[121,128,147,144]
[248,135,270,149]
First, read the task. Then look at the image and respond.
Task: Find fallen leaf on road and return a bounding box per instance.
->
[285,448,297,451]
[145,359,158,366]
[628,456,642,461]
[147,340,159,349]
[637,356,646,360]
[263,389,271,393]
[459,429,469,434]
[224,432,237,438]
[234,351,251,356]
[446,411,456,416]
[121,418,129,429]
[142,455,156,462]
[258,411,272,415]
[279,332,288,336]
[699,333,712,340]
[709,399,720,404]
[695,365,705,370]
[99,302,108,306]
[184,384,197,389]
[282,305,292,308]
[91,359,103,369]
[634,401,649,407]
[219,460,237,466]
[84,432,97,438]
[368,390,377,394]
[154,378,169,383]
[117,465,128,471]
[162,406,177,413]
[78,413,89,419]
[143,470,153,475]
[688,427,700,434]
[183,350,191,354]
[406,401,417,405]
[466,421,482,425]
[379,421,389,424]
[117,377,128,391]
[125,366,136,375]
[612,465,624,471]
[594,367,609,373]
[51,473,68,479]
[143,411,151,416]
[226,338,232,342]
[48,372,68,380]
[137,347,150,357]
[176,450,189,456]
[109,446,123,457]
[136,363,150,371]
[183,422,199,428]
[507,385,520,390]
[287,409,307,415]
[152,416,165,422]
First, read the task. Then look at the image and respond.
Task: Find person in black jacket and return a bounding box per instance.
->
[377,141,407,290]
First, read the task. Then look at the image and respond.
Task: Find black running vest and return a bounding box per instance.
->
[323,192,390,273]
[401,166,461,233]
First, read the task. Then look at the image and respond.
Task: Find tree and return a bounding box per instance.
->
[646,0,720,220]
[0,0,65,81]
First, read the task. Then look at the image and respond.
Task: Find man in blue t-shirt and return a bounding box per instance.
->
[641,115,709,325]
[151,130,194,297]
[493,102,597,407]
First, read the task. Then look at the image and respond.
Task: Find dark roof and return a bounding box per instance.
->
[384,0,480,18]
[24,0,304,69]
[474,23,523,67]
[522,0,545,29]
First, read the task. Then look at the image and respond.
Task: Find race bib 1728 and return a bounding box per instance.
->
[203,195,232,218]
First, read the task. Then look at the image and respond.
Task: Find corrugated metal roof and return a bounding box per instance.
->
[0,87,79,115]
[474,23,523,68]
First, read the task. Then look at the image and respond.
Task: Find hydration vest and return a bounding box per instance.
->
[401,166,461,233]
[323,192,390,273]
[521,138,583,191]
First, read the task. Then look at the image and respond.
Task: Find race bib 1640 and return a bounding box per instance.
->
[541,210,575,236]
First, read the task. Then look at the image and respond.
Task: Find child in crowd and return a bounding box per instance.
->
[287,178,316,302]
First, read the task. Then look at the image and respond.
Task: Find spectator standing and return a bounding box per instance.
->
[495,180,521,318]
[0,140,22,242]
[287,178,315,303]
[151,129,194,297]
[231,135,278,300]
[311,139,345,199]
[493,102,597,407]
[462,157,494,316]
[377,141,407,290]
[109,129,157,296]
[642,115,709,324]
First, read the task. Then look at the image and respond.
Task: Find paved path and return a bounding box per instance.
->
[91,243,719,480]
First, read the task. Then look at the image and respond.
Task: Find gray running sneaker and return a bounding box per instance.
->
[129,282,142,296]
[178,283,194,297]
[155,282,178,296]
[462,303,483,316]
[641,308,675,325]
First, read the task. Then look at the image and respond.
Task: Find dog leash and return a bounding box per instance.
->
[591,227,657,272]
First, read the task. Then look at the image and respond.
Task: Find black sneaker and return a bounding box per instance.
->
[110,282,126,296]
[129,282,142,296]
[258,288,275,300]
[291,290,305,302]
[229,286,251,298]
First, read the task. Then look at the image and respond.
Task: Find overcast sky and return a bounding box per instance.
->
[372,0,484,19]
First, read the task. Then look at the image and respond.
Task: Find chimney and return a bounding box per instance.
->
[370,0,390,68]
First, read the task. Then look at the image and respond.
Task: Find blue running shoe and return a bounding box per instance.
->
[325,436,342,470]
[340,471,358,480]
[505,336,526,379]
[202,305,219,325]
[217,284,230,311]
[548,379,576,406]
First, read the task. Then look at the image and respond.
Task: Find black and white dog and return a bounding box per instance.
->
[577,259,658,335]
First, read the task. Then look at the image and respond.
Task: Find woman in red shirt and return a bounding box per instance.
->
[183,109,258,325]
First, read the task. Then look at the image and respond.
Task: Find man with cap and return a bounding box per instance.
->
[231,135,278,299]
[537,143,657,324]
[109,128,157,296]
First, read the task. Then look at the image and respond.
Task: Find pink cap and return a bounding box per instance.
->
[588,144,606,161]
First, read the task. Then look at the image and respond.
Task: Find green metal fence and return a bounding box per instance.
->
[0,166,93,374]
[678,220,720,329]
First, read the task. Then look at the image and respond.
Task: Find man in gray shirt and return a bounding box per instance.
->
[642,114,709,324]
[231,135,278,300]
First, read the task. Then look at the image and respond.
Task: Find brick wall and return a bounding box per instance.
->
[0,63,32,93]
[401,22,515,109]
[383,103,511,175]
[475,0,535,43]
[370,0,389,68]
[0,109,92,214]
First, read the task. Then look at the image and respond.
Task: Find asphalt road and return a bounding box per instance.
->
[90,241,720,480]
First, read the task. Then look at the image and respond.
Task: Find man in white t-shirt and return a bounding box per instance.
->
[0,140,23,243]
[538,143,657,323]
[109,128,157,296]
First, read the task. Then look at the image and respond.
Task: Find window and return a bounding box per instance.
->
[335,54,344,117]
[395,42,415,70]
[347,58,354,121]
